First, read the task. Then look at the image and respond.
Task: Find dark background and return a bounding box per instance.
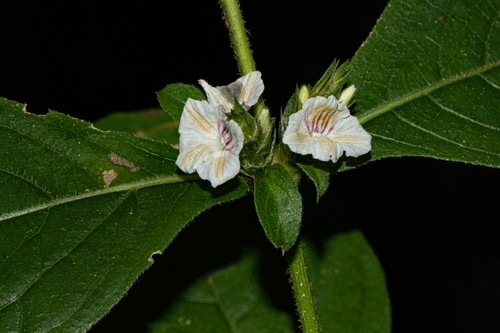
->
[2,1,499,332]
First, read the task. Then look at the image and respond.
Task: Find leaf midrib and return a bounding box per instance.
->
[207,276,239,333]
[0,173,200,221]
[356,60,500,125]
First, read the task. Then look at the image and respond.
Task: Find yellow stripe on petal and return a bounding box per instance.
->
[214,156,226,178]
[295,132,312,143]
[239,73,257,103]
[319,136,336,152]
[180,143,210,165]
[185,105,213,133]
[332,134,367,144]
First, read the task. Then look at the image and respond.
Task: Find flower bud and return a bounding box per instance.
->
[339,85,356,105]
[311,59,353,98]
[257,107,271,135]
[298,85,310,104]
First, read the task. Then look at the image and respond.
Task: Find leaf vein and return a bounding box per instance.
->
[182,294,217,304]
[427,94,500,132]
[391,110,500,157]
[0,174,200,222]
[425,35,441,47]
[2,192,132,312]
[484,2,500,64]
[164,182,192,222]
[50,122,161,178]
[17,300,23,332]
[0,124,98,186]
[0,167,53,199]
[0,209,50,270]
[438,1,456,78]
[357,60,500,125]
[207,276,240,333]
[370,133,436,151]
[479,73,500,89]
[46,254,121,332]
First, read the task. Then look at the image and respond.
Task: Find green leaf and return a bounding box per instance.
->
[0,98,247,332]
[305,231,391,333]
[346,0,500,170]
[295,161,330,202]
[93,108,180,144]
[283,86,300,118]
[149,251,295,333]
[156,84,206,123]
[254,164,302,252]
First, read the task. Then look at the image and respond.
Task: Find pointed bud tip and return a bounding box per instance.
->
[298,85,310,104]
[339,85,356,105]
[257,108,271,133]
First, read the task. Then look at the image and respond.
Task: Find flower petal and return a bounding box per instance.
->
[236,71,264,110]
[328,115,372,158]
[283,95,371,163]
[198,79,234,112]
[198,71,264,112]
[175,98,244,187]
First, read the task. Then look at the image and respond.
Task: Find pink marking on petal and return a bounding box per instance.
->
[305,104,338,135]
[218,121,238,152]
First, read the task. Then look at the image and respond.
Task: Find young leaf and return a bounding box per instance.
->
[149,252,295,333]
[254,164,303,252]
[345,0,500,171]
[295,161,330,202]
[94,107,179,143]
[305,231,391,333]
[0,98,247,332]
[283,86,301,118]
[156,84,206,122]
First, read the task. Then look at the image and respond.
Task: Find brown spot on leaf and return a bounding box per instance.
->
[108,153,140,172]
[103,169,118,188]
[439,12,444,20]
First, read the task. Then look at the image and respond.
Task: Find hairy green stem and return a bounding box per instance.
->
[219,0,256,75]
[219,0,266,116]
[287,241,320,333]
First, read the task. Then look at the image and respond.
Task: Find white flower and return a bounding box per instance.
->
[198,71,264,112]
[175,98,244,187]
[283,95,371,163]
